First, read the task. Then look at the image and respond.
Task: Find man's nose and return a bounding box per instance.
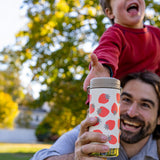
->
[127,102,139,117]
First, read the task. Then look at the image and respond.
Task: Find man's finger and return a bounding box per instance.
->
[82,143,109,155]
[79,117,97,136]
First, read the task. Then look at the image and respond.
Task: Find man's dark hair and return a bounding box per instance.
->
[99,0,114,24]
[121,71,160,139]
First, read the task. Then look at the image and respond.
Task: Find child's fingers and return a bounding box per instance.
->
[91,53,99,67]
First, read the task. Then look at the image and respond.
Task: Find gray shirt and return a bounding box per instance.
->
[31,125,159,160]
[30,125,80,160]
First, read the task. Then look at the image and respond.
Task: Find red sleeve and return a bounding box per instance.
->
[93,27,124,77]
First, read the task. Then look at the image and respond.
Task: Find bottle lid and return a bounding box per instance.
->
[90,77,120,89]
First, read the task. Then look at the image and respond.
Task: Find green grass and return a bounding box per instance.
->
[0,153,32,160]
[0,143,51,160]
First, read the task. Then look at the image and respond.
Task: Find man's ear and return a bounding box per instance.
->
[105,8,114,19]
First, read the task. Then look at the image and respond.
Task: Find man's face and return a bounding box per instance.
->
[120,79,159,144]
[106,0,145,28]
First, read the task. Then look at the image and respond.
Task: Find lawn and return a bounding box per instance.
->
[0,143,51,160]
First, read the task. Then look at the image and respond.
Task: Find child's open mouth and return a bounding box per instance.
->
[127,3,139,15]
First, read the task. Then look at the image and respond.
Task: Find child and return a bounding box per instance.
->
[83,0,160,92]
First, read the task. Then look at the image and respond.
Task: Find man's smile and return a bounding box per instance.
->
[121,119,142,132]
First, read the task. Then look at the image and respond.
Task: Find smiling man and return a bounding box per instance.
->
[74,71,160,160]
[31,71,160,160]
[120,80,158,145]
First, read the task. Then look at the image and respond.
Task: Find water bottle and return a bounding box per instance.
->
[89,77,120,157]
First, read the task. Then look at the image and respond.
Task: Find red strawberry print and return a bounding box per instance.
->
[105,120,115,130]
[93,129,103,134]
[97,106,109,117]
[108,135,117,144]
[89,104,95,114]
[93,116,100,126]
[98,93,110,104]
[111,103,118,115]
[116,93,120,103]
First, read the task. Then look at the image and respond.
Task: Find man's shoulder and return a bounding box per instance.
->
[64,125,80,137]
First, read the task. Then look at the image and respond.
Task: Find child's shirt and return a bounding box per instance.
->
[93,23,160,79]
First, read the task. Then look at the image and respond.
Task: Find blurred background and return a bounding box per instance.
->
[0,0,160,159]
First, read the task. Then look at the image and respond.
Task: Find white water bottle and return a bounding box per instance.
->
[89,77,120,157]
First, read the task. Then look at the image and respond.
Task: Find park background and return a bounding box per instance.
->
[0,0,160,159]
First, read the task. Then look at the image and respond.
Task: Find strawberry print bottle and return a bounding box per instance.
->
[89,77,120,157]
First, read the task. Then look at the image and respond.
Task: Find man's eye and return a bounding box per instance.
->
[121,97,131,103]
[141,103,150,108]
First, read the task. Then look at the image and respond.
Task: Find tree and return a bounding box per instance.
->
[0,47,35,106]
[0,47,26,104]
[0,70,25,104]
[15,0,105,136]
[5,0,160,137]
[0,92,19,128]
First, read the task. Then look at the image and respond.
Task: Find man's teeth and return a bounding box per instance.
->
[123,120,140,127]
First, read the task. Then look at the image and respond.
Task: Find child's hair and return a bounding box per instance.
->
[99,0,114,24]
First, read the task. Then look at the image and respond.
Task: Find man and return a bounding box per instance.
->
[31,71,160,160]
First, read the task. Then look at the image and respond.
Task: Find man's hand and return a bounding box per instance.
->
[75,117,109,159]
[83,54,110,91]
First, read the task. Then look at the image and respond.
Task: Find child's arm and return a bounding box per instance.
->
[83,54,111,91]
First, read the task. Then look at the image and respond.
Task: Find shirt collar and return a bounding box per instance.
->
[123,135,159,160]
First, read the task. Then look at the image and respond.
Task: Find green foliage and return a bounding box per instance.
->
[0,70,24,104]
[0,92,19,128]
[15,0,103,137]
[0,48,25,104]
[36,80,87,141]
[145,0,160,27]
[0,48,34,106]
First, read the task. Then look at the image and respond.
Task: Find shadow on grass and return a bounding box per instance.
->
[0,153,34,160]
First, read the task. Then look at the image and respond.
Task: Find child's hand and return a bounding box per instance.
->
[83,54,110,91]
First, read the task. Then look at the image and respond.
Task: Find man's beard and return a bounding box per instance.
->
[120,114,156,144]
